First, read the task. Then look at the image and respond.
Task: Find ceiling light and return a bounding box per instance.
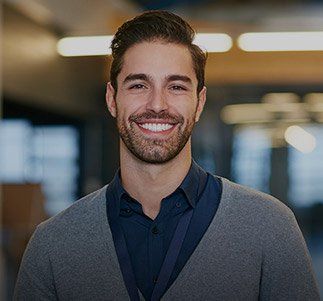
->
[220,104,273,124]
[57,33,232,57]
[193,33,232,52]
[238,32,323,52]
[57,36,114,57]
[284,125,316,153]
[262,93,300,104]
[304,93,323,106]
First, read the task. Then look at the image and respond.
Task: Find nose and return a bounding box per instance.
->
[146,88,168,113]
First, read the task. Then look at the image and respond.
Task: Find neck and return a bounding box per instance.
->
[119,140,192,220]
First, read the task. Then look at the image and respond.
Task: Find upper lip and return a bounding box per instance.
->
[134,119,178,125]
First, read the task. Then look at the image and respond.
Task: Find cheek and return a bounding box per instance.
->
[116,104,141,128]
[116,94,148,116]
[174,100,198,117]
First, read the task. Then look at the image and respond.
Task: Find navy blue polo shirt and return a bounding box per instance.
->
[106,160,222,300]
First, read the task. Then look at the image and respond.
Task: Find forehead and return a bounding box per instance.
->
[119,41,196,82]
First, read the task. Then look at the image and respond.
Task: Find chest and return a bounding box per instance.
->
[51,216,262,301]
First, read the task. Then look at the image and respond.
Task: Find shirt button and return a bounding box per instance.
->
[120,208,132,216]
[151,226,159,234]
[175,202,181,208]
[153,276,158,284]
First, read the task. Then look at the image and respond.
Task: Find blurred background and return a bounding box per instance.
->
[1,0,323,299]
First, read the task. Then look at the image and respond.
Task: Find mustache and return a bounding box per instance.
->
[129,111,184,124]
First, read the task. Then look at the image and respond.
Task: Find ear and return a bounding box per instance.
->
[106,82,117,118]
[195,86,207,122]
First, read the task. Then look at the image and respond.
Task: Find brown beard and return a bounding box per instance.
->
[116,109,196,164]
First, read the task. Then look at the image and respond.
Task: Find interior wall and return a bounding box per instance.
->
[3,4,107,118]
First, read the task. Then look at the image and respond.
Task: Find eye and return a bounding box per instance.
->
[129,83,146,90]
[170,85,187,91]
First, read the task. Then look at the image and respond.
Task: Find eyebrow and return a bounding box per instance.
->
[122,73,193,86]
[123,73,151,85]
[166,74,192,85]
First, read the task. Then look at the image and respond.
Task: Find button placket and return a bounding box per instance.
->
[148,221,164,288]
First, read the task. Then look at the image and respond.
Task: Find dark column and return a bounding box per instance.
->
[270,146,289,204]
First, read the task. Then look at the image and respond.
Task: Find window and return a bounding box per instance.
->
[0,119,79,216]
[231,126,271,193]
[288,125,323,207]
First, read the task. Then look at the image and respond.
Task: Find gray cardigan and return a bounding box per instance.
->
[14,177,320,300]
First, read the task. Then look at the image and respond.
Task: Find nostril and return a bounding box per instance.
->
[146,107,167,114]
[146,104,168,114]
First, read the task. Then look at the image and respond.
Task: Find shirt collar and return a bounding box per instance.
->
[107,168,126,215]
[178,159,207,208]
[106,159,207,213]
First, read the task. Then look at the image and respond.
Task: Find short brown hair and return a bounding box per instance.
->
[110,10,207,95]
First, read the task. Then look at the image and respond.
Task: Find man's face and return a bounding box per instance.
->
[106,41,206,164]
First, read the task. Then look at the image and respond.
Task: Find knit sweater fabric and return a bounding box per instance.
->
[14,176,320,300]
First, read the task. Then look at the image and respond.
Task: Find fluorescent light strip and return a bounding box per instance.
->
[57,33,232,57]
[57,36,114,56]
[193,33,232,52]
[238,32,323,52]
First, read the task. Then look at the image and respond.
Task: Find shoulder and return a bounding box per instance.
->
[36,184,109,239]
[215,176,298,234]
[213,177,308,256]
[218,176,294,218]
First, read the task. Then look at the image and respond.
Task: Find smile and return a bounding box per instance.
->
[138,123,175,132]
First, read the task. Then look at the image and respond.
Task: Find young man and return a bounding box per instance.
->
[15,11,320,301]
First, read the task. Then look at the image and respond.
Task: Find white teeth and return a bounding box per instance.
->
[139,123,174,132]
